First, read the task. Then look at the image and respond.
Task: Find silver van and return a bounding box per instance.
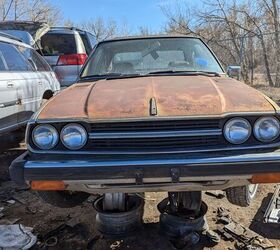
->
[40,27,96,87]
[0,33,60,134]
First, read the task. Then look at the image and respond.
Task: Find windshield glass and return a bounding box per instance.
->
[81,38,223,78]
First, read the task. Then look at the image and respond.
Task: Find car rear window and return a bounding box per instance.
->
[40,33,77,56]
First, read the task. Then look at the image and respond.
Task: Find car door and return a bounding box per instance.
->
[20,46,60,103]
[0,41,31,133]
[29,48,60,96]
[0,72,19,132]
[17,45,45,123]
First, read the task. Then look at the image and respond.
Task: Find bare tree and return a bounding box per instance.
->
[0,0,14,21]
[80,18,117,42]
[261,0,280,86]
[138,26,151,36]
[0,0,61,25]
[162,0,280,86]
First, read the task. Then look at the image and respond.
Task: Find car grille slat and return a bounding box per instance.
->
[90,119,220,132]
[90,136,220,150]
[87,119,223,152]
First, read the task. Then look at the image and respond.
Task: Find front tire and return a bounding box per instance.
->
[37,191,90,208]
[225,184,258,207]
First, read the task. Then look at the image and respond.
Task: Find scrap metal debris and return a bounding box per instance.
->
[36,218,90,249]
[0,224,37,249]
[205,191,225,199]
[6,199,16,205]
[216,207,276,250]
[264,185,280,223]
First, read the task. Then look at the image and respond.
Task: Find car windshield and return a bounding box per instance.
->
[81,37,224,78]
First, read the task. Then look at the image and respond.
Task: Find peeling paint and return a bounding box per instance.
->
[38,76,275,120]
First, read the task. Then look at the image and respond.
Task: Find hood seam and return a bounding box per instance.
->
[208,78,226,113]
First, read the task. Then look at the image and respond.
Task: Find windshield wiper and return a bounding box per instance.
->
[147,70,221,77]
[80,73,142,81]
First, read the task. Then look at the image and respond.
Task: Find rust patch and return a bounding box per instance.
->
[38,83,95,120]
[213,78,274,112]
[37,76,275,121]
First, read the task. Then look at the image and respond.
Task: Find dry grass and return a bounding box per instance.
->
[254,85,280,104]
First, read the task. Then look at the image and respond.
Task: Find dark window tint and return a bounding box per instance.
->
[88,33,96,47]
[0,42,30,71]
[40,33,77,56]
[80,33,92,55]
[19,46,51,71]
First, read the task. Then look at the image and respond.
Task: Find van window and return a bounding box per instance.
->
[40,33,77,56]
[80,33,92,55]
[0,42,30,71]
[88,33,96,47]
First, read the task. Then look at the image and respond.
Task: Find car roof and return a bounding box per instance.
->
[47,27,88,35]
[101,34,199,43]
[0,33,32,48]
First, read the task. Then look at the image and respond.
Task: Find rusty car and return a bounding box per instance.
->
[9,36,280,231]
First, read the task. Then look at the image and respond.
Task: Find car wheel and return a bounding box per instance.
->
[225,184,259,207]
[37,191,90,208]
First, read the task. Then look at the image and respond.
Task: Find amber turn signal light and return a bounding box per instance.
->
[250,173,280,184]
[31,181,65,190]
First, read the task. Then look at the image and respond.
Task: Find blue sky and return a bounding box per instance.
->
[51,0,189,33]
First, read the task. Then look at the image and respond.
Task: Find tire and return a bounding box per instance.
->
[37,191,90,208]
[225,184,258,207]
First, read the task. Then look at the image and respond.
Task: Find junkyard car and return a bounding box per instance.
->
[0,21,96,87]
[0,32,60,134]
[10,36,280,210]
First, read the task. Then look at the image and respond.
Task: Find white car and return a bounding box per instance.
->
[0,32,60,134]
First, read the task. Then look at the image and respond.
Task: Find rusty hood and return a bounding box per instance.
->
[38,76,276,120]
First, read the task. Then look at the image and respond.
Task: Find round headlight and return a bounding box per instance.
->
[61,123,87,150]
[254,117,280,142]
[224,118,251,144]
[32,124,59,150]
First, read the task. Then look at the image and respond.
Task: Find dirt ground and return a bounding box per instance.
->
[1,85,280,250]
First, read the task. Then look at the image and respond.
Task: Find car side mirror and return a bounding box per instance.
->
[227,66,241,80]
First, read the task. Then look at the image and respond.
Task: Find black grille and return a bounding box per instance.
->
[90,119,220,132]
[88,119,222,151]
[89,135,221,150]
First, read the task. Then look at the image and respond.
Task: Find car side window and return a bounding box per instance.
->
[87,33,96,47]
[80,33,92,55]
[0,41,30,71]
[0,51,8,70]
[19,46,52,72]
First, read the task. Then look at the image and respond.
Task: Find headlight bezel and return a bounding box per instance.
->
[253,116,280,142]
[60,123,88,150]
[223,117,252,145]
[32,124,59,150]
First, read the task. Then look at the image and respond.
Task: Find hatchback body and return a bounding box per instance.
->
[10,36,280,210]
[0,34,60,134]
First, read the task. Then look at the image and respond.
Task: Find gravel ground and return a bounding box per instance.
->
[1,85,280,249]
